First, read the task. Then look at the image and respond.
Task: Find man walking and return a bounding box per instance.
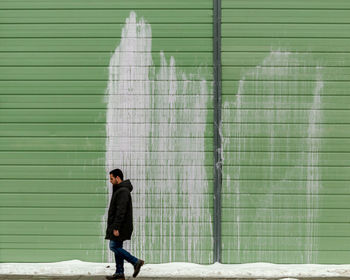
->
[105,169,144,280]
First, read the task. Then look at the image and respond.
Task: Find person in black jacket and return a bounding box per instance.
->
[105,169,144,280]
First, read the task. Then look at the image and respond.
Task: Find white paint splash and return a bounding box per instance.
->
[305,67,323,263]
[104,11,212,263]
[222,51,323,263]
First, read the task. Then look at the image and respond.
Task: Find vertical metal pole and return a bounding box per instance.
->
[213,0,222,263]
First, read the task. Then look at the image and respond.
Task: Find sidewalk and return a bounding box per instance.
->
[2,277,350,280]
[2,261,350,280]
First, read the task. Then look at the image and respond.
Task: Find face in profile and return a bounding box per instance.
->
[110,174,118,185]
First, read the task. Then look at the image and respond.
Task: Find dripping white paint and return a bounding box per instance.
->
[104,12,213,263]
[222,51,323,263]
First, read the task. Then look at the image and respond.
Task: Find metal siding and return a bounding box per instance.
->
[0,1,213,263]
[221,1,350,263]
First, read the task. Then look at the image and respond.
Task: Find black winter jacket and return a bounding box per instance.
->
[105,180,133,241]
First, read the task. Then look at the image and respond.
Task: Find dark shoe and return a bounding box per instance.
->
[133,259,144,277]
[106,273,125,280]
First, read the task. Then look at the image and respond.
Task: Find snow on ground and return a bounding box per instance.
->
[2,260,350,278]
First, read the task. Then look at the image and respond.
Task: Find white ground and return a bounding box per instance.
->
[2,260,350,279]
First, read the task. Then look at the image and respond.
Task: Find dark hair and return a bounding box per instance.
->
[109,169,123,181]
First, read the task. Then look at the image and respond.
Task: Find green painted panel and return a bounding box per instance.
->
[221,209,350,223]
[221,251,350,264]
[1,193,212,207]
[0,124,106,136]
[0,137,105,151]
[1,221,212,236]
[222,0,350,264]
[1,248,212,263]
[0,179,213,194]
[0,151,107,165]
[0,208,213,222]
[223,245,350,256]
[222,38,350,52]
[0,53,212,67]
[222,0,350,9]
[222,194,350,209]
[138,250,212,264]
[0,235,211,243]
[0,66,213,81]
[0,243,104,250]
[0,180,107,193]
[125,250,213,264]
[0,38,213,52]
[0,0,214,265]
[1,235,104,245]
[1,221,103,235]
[221,180,350,195]
[0,81,213,95]
[0,166,212,179]
[222,81,350,96]
[0,0,212,9]
[0,10,213,24]
[1,237,213,250]
[222,66,350,81]
[223,138,350,153]
[223,166,350,180]
[0,249,105,263]
[0,109,105,123]
[0,81,107,95]
[222,53,350,67]
[222,23,350,38]
[0,24,212,38]
[222,123,350,137]
[200,95,350,110]
[143,222,213,236]
[0,166,105,179]
[0,151,214,165]
[0,124,212,137]
[222,9,350,24]
[0,95,105,109]
[0,137,213,152]
[1,194,106,207]
[221,223,350,236]
[0,109,213,123]
[223,109,350,124]
[0,95,213,109]
[222,152,350,166]
[222,237,350,251]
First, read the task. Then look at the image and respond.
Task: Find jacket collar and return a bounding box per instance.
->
[112,179,133,193]
[112,183,122,193]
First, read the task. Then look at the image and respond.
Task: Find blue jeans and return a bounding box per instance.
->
[109,240,138,274]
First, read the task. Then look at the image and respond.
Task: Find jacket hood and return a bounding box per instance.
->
[113,179,133,193]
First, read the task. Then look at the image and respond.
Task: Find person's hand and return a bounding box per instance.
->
[113,230,119,237]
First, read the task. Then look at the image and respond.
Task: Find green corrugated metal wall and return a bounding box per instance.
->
[0,0,214,263]
[1,0,350,265]
[221,0,350,264]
